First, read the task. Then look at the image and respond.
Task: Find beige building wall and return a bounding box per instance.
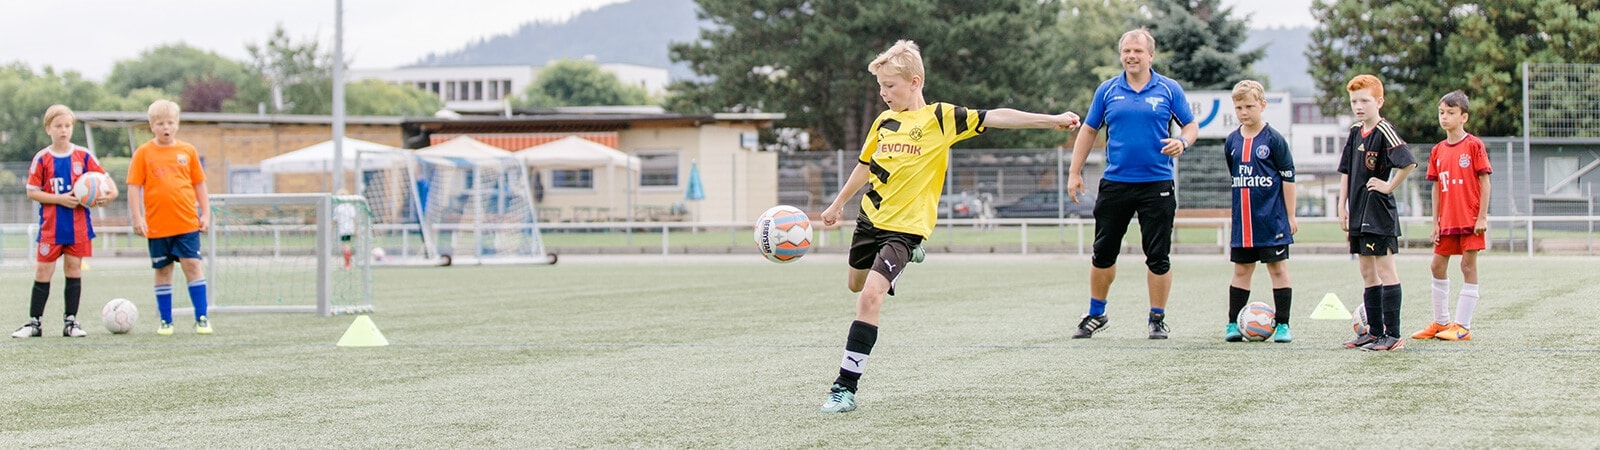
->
[175,123,402,194]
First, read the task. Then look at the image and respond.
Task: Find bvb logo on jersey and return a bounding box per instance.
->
[909,127,924,141]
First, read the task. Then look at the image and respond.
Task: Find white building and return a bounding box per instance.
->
[350,62,670,114]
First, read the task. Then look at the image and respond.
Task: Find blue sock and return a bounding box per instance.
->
[1089,298,1107,316]
[1151,307,1165,320]
[155,284,173,324]
[188,278,209,319]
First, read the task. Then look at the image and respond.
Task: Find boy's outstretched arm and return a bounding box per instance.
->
[985,109,1080,130]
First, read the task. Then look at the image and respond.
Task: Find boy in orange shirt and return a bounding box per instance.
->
[127,100,213,336]
[1412,91,1491,341]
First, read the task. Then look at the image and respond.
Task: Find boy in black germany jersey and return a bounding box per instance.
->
[1336,74,1417,352]
[816,40,1080,413]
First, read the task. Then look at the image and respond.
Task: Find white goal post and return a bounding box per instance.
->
[203,193,373,316]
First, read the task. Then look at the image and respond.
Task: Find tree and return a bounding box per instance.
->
[182,75,239,113]
[1135,0,1264,90]
[668,0,1071,151]
[1056,0,1145,112]
[1307,0,1600,141]
[513,59,650,108]
[104,44,255,103]
[345,79,444,116]
[0,64,109,160]
[232,25,334,115]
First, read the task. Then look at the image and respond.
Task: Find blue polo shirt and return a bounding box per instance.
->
[1083,69,1195,183]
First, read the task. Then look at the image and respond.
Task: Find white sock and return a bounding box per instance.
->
[1456,283,1480,328]
[1430,278,1451,325]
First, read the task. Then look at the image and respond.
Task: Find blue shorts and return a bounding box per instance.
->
[147,231,203,269]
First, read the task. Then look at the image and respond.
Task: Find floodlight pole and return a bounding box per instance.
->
[331,0,346,194]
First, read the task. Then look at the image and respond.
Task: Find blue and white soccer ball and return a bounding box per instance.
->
[1236,302,1276,342]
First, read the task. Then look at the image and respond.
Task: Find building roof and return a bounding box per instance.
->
[75,111,407,127]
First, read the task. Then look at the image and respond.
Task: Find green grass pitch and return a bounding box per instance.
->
[2,253,1597,446]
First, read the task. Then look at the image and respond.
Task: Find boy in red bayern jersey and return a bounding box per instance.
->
[1412,91,1491,342]
[12,105,118,338]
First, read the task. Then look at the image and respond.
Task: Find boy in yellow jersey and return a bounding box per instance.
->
[816,39,1080,413]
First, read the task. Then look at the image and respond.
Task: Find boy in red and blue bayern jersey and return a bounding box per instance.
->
[1220,81,1298,343]
[11,104,118,339]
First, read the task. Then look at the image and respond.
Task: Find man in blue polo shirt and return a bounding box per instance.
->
[1066,28,1200,340]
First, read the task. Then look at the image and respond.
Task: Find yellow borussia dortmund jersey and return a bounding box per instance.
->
[857,102,986,238]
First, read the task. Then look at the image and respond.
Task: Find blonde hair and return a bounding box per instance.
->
[1120,28,1157,53]
[869,40,924,81]
[1231,80,1266,104]
[1346,74,1384,99]
[147,99,181,121]
[43,104,75,127]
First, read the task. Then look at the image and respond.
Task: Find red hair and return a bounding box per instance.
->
[1346,74,1384,99]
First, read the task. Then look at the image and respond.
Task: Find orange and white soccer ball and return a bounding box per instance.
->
[101,298,138,334]
[72,172,117,206]
[753,205,812,263]
[1236,301,1276,341]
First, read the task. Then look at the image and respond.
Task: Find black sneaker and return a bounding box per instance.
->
[1360,336,1405,352]
[1148,313,1169,339]
[1343,333,1378,349]
[1071,314,1108,339]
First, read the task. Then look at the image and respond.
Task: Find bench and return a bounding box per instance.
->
[1173,208,1229,245]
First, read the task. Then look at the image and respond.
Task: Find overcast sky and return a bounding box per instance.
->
[1,0,1313,82]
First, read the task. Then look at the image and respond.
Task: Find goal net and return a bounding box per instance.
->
[205,193,373,316]
[357,150,553,265]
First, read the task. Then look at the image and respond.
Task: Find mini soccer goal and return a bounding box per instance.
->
[356,149,555,266]
[206,193,373,316]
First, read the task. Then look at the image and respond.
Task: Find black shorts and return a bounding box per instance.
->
[848,217,922,291]
[1091,179,1176,272]
[1231,245,1290,264]
[1349,234,1399,256]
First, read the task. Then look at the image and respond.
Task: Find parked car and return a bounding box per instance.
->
[994,190,1095,218]
[938,192,992,219]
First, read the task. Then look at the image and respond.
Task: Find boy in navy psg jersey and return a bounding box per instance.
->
[1220,81,1297,343]
[1337,74,1416,352]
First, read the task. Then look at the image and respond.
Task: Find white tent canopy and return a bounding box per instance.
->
[513,136,641,171]
[259,137,405,174]
[415,135,515,166]
[515,136,642,218]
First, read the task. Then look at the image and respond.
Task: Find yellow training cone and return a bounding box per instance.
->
[336,315,389,347]
[1308,293,1352,320]
[81,260,90,271]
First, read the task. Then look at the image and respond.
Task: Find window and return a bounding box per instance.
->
[487,80,499,100]
[473,81,484,100]
[637,151,680,187]
[551,169,594,189]
[502,80,513,98]
[1314,136,1324,155]
[1545,156,1580,196]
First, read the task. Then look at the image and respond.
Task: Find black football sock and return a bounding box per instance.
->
[832,320,878,393]
[1228,286,1249,323]
[63,277,82,319]
[1363,285,1382,337]
[1381,284,1403,338]
[29,281,50,319]
[1273,287,1292,325]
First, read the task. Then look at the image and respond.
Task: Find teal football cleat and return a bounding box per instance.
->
[909,244,926,263]
[1272,323,1293,343]
[1224,322,1243,342]
[819,384,857,413]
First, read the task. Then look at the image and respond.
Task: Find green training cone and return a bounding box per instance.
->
[1308,293,1353,320]
[337,315,389,347]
